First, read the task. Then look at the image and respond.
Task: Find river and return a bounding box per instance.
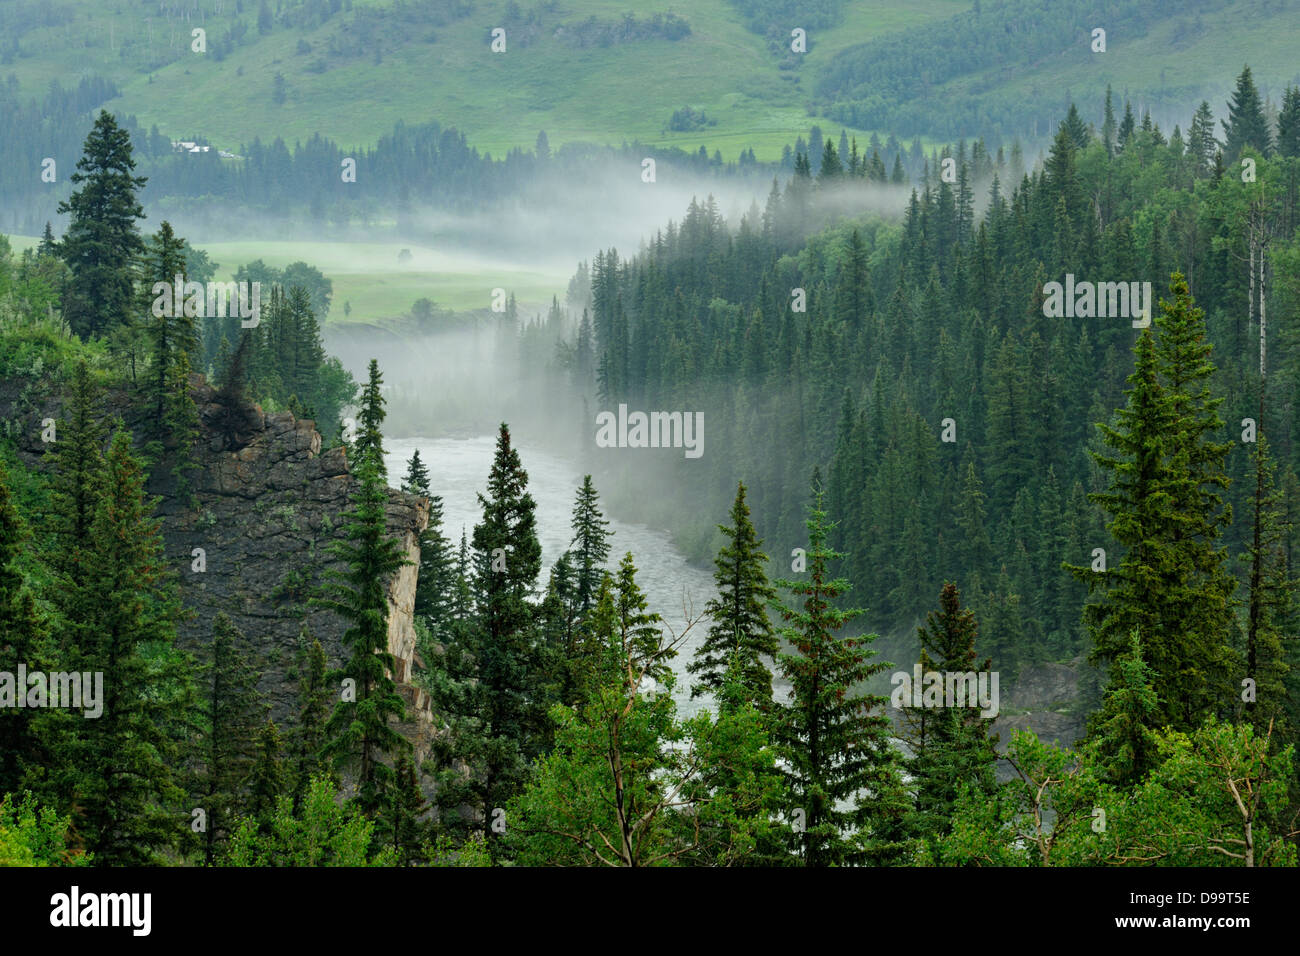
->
[385,434,728,718]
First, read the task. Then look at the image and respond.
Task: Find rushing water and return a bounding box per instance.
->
[385,435,725,718]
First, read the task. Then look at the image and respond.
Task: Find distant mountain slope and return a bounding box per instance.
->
[0,0,962,158]
[2,0,1295,158]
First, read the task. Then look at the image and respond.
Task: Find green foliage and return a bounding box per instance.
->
[222,774,395,867]
[772,485,910,866]
[0,792,91,867]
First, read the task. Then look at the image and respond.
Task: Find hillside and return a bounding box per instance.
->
[3,0,1297,160]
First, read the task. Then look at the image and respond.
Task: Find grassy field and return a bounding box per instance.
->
[4,234,571,325]
[3,0,966,162]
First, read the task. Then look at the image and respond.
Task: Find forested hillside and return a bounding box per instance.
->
[1,1,1299,884]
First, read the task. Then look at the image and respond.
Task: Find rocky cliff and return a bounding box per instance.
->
[4,372,438,790]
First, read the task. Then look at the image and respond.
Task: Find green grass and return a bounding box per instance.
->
[6,233,570,324]
[2,0,965,162]
[192,239,571,321]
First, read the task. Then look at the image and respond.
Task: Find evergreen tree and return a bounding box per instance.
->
[1276,86,1300,158]
[61,429,190,864]
[44,362,106,588]
[689,482,778,711]
[1187,101,1219,176]
[1073,276,1237,732]
[402,450,430,495]
[1222,65,1272,159]
[1241,436,1294,736]
[56,111,148,339]
[247,719,287,828]
[291,633,334,805]
[1088,630,1160,787]
[381,754,428,866]
[906,583,999,839]
[198,612,267,864]
[772,485,909,866]
[570,474,611,614]
[0,458,48,797]
[312,365,410,814]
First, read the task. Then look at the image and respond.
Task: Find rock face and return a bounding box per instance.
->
[6,373,437,789]
[166,381,435,769]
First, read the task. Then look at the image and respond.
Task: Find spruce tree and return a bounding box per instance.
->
[291,633,334,805]
[569,475,611,614]
[382,754,428,866]
[44,362,106,588]
[313,364,410,815]
[247,719,287,829]
[689,482,778,711]
[61,429,190,864]
[199,612,267,864]
[56,110,148,339]
[1088,630,1160,787]
[1222,65,1272,159]
[468,423,545,850]
[1073,276,1237,732]
[1241,436,1294,736]
[772,485,909,866]
[905,583,998,839]
[402,450,430,495]
[0,458,48,797]
[1277,86,1300,158]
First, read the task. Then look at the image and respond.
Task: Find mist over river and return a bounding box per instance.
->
[385,435,778,719]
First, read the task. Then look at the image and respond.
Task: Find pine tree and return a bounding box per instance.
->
[1276,86,1300,158]
[402,450,430,495]
[1222,65,1272,159]
[199,612,267,864]
[689,482,778,711]
[61,429,190,864]
[772,485,909,866]
[0,458,49,797]
[905,583,998,839]
[247,719,287,829]
[570,474,611,614]
[312,366,410,815]
[291,633,334,805]
[1072,276,1237,732]
[1087,630,1160,787]
[56,111,148,339]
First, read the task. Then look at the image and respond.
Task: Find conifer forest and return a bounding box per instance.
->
[1,0,1299,918]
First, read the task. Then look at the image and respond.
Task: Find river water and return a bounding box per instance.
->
[385,435,728,718]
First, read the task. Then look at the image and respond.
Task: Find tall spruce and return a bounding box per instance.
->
[569,475,611,614]
[905,583,998,840]
[469,422,545,850]
[689,482,778,711]
[60,429,190,864]
[0,458,48,796]
[1221,65,1272,159]
[199,612,267,864]
[56,111,147,339]
[1073,275,1237,733]
[772,485,909,866]
[313,361,410,814]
